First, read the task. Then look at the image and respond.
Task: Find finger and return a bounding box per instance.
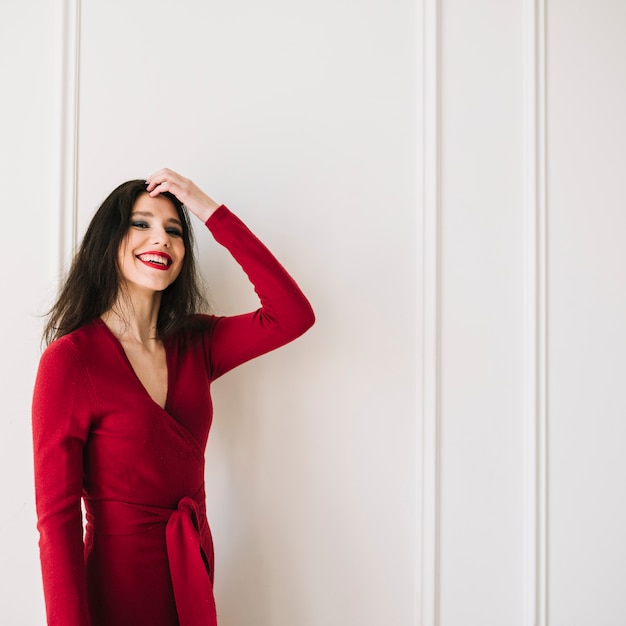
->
[147,180,173,197]
[145,168,177,191]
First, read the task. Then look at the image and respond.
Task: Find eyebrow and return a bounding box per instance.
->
[131,210,183,226]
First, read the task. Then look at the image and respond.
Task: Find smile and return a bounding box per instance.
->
[137,251,173,271]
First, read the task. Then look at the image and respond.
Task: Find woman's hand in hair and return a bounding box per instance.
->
[145,168,220,223]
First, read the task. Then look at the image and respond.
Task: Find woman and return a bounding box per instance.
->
[32,169,315,626]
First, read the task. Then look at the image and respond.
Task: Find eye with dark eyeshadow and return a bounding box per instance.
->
[131,221,149,229]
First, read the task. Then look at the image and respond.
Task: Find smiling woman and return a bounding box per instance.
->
[32,169,315,626]
[42,176,207,345]
[118,195,186,294]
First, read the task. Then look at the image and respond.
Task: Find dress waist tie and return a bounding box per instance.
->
[85,486,217,626]
[166,495,217,626]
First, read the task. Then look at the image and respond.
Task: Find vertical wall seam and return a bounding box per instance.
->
[523,0,547,624]
[421,0,441,624]
[58,0,81,275]
[522,0,536,618]
[537,0,548,620]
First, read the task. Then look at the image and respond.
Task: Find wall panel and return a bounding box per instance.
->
[547,1,626,624]
[77,1,419,625]
[0,1,67,622]
[439,1,525,624]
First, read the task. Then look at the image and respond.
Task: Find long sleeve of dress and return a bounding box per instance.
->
[204,205,315,379]
[32,340,97,625]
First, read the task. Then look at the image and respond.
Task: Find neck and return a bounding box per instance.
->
[101,288,163,347]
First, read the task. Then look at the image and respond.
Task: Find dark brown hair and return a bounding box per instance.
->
[43,179,208,345]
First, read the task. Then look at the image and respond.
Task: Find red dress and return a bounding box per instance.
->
[32,205,314,626]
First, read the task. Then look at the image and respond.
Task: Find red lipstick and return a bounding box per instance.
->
[136,250,173,271]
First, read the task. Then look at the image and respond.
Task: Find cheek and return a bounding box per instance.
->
[172,259,185,282]
[175,242,186,270]
[117,241,130,275]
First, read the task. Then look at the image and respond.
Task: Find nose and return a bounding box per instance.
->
[151,227,171,247]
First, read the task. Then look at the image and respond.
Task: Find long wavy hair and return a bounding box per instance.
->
[43,179,209,345]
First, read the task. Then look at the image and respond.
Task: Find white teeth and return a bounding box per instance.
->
[138,254,170,266]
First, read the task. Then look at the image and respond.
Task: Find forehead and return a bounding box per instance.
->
[132,193,181,222]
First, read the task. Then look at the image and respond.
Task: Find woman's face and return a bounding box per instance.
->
[117,193,186,295]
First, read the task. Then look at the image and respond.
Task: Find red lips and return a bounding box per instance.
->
[136,251,173,271]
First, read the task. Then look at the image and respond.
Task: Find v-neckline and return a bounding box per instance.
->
[95,317,172,412]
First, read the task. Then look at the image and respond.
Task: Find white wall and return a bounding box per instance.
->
[4,1,626,626]
[425,2,626,625]
[548,1,626,624]
[439,1,524,623]
[0,1,64,624]
[77,1,419,626]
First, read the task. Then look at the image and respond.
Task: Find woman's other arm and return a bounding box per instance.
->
[32,339,95,625]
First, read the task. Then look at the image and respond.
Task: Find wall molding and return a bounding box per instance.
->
[522,0,548,624]
[57,0,81,275]
[420,0,441,624]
